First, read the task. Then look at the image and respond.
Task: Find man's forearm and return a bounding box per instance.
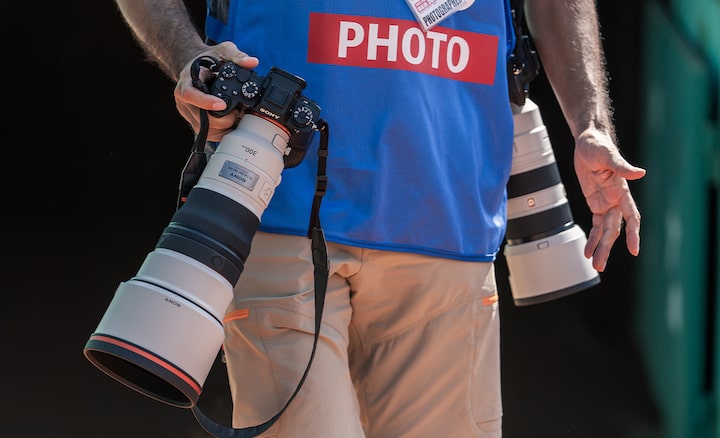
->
[115,0,208,80]
[525,0,614,141]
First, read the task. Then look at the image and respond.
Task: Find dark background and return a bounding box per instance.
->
[2,2,661,437]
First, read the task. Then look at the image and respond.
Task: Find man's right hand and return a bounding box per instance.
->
[173,41,260,141]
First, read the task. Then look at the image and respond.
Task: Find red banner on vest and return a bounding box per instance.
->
[307,12,498,85]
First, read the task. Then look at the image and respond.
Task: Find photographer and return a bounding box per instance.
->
[112,1,645,436]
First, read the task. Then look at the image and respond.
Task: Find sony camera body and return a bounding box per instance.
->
[207,62,321,168]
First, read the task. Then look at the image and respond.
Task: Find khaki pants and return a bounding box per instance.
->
[223,232,502,437]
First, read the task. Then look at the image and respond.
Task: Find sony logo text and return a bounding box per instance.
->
[308,13,498,84]
[259,107,281,119]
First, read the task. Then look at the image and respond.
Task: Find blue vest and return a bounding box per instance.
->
[205,1,515,262]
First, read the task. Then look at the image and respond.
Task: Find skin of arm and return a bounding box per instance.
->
[525,0,646,272]
[114,0,258,140]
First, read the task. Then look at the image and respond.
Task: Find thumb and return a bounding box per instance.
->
[610,150,647,181]
[212,41,259,69]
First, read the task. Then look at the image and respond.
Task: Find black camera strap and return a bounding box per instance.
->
[177,56,218,210]
[187,113,331,437]
[507,0,540,106]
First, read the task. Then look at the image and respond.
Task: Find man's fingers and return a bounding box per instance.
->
[585,208,624,272]
[175,79,228,111]
[584,226,602,260]
[621,195,642,256]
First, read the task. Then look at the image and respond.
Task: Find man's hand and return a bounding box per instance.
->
[574,128,646,272]
[173,41,260,141]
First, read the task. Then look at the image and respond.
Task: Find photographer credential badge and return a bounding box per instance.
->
[406,0,475,31]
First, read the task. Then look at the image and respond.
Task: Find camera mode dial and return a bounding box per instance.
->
[207,63,264,117]
[241,82,260,99]
[220,63,237,78]
[221,63,252,82]
[292,104,315,128]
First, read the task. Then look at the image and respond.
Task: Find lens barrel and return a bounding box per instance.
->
[504,99,600,306]
[84,114,290,407]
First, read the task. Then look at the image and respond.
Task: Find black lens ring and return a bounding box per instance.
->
[507,162,562,198]
[171,189,259,262]
[156,228,243,285]
[505,202,574,242]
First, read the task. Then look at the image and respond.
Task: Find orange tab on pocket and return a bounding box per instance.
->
[482,293,499,306]
[224,308,250,324]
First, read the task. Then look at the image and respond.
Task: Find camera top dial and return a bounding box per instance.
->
[292,104,316,128]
